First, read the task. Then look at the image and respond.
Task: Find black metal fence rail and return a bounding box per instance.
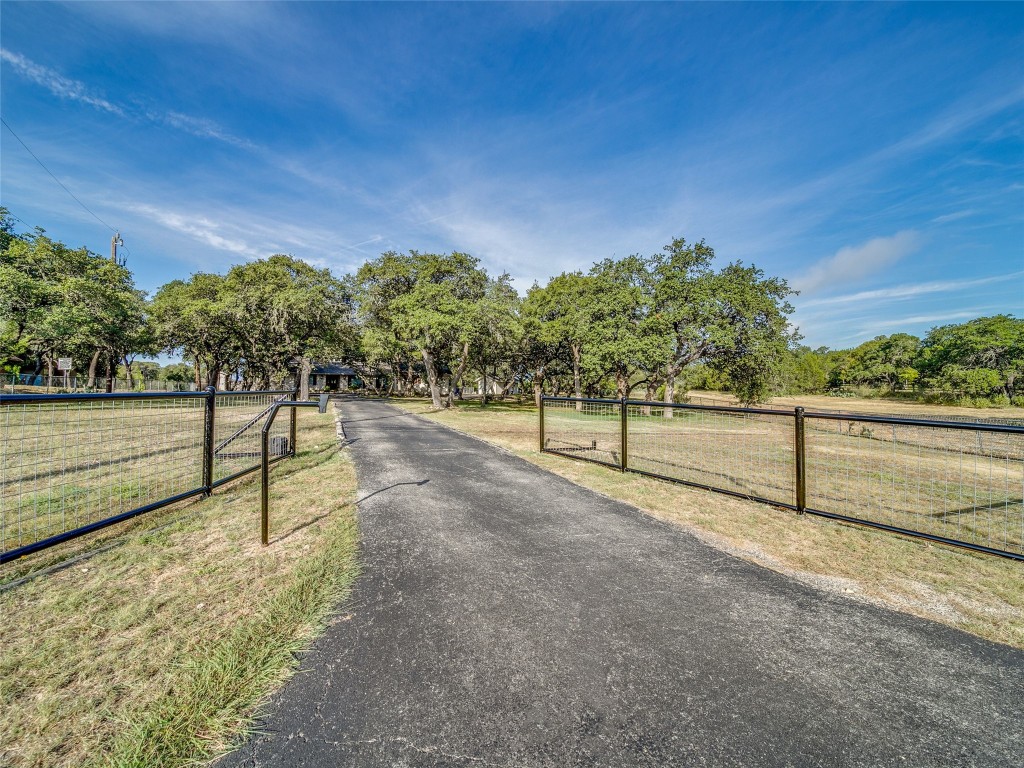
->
[1,388,299,564]
[540,396,1024,561]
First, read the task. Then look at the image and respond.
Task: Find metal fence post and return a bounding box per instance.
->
[538,395,545,453]
[203,385,216,495]
[794,406,806,513]
[290,386,299,457]
[620,396,628,472]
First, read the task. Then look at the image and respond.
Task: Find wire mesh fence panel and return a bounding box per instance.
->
[1,396,207,558]
[626,404,796,506]
[805,416,1024,556]
[5,374,200,394]
[542,399,622,467]
[212,392,293,484]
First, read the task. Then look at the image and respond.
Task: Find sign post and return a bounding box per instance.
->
[57,357,72,390]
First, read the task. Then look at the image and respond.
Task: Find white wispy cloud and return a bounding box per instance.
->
[876,87,1024,162]
[794,231,922,296]
[931,210,976,224]
[0,48,125,115]
[800,271,1024,308]
[162,112,258,150]
[128,203,264,259]
[847,309,997,339]
[866,310,991,328]
[3,48,255,150]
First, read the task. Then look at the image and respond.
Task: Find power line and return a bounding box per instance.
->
[1,208,33,230]
[1,116,118,233]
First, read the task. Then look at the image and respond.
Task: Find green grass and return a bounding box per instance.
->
[0,410,359,768]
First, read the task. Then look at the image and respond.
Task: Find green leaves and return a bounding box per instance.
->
[0,214,145,375]
[919,315,1023,398]
[151,256,355,388]
[353,251,493,406]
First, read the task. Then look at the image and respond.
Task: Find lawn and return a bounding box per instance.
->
[0,408,359,768]
[390,397,1024,649]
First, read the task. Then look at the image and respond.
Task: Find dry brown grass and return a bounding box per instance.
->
[541,401,1023,555]
[390,398,1024,649]
[0,409,359,768]
[688,389,1024,420]
[1,393,293,556]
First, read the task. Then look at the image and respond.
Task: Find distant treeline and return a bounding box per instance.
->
[2,209,1020,406]
[774,320,1023,407]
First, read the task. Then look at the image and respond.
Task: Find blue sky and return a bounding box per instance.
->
[1,1,1022,349]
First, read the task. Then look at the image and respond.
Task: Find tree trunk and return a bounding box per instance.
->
[105,352,114,393]
[421,348,443,408]
[124,356,135,390]
[664,371,676,418]
[444,342,471,408]
[87,349,100,388]
[299,356,311,399]
[405,363,416,396]
[644,380,657,416]
[615,370,628,400]
[533,364,546,408]
[572,343,583,411]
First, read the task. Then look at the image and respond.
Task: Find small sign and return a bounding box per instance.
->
[57,357,73,371]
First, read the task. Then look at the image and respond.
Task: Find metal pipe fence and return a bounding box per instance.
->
[540,396,1024,561]
[5,373,200,394]
[1,388,301,564]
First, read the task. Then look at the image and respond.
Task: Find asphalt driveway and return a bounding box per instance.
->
[217,397,1023,767]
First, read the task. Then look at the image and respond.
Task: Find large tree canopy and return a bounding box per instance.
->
[151,255,353,392]
[918,315,1023,399]
[6,208,1015,408]
[354,251,492,408]
[0,209,147,384]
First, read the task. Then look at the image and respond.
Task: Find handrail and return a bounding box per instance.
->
[540,395,1024,434]
[214,394,290,456]
[539,394,1024,561]
[0,388,292,404]
[0,390,210,403]
[260,394,329,546]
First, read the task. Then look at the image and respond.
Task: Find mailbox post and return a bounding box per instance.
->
[260,394,329,545]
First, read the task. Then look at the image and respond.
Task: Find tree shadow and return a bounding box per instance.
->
[355,479,430,505]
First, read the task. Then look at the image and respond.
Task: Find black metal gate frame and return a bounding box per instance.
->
[1,387,297,564]
[539,396,1024,562]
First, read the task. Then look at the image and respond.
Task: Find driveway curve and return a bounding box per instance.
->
[218,397,1023,767]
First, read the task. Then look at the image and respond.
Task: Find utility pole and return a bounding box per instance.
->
[106,231,124,394]
[110,231,123,264]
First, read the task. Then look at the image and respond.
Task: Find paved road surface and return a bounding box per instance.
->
[218,397,1023,767]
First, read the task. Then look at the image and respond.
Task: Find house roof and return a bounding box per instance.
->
[311,363,357,376]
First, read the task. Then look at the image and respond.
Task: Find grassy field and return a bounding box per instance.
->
[687,389,1024,421]
[0,409,359,768]
[542,400,1023,556]
[389,397,1024,649]
[1,392,292,560]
